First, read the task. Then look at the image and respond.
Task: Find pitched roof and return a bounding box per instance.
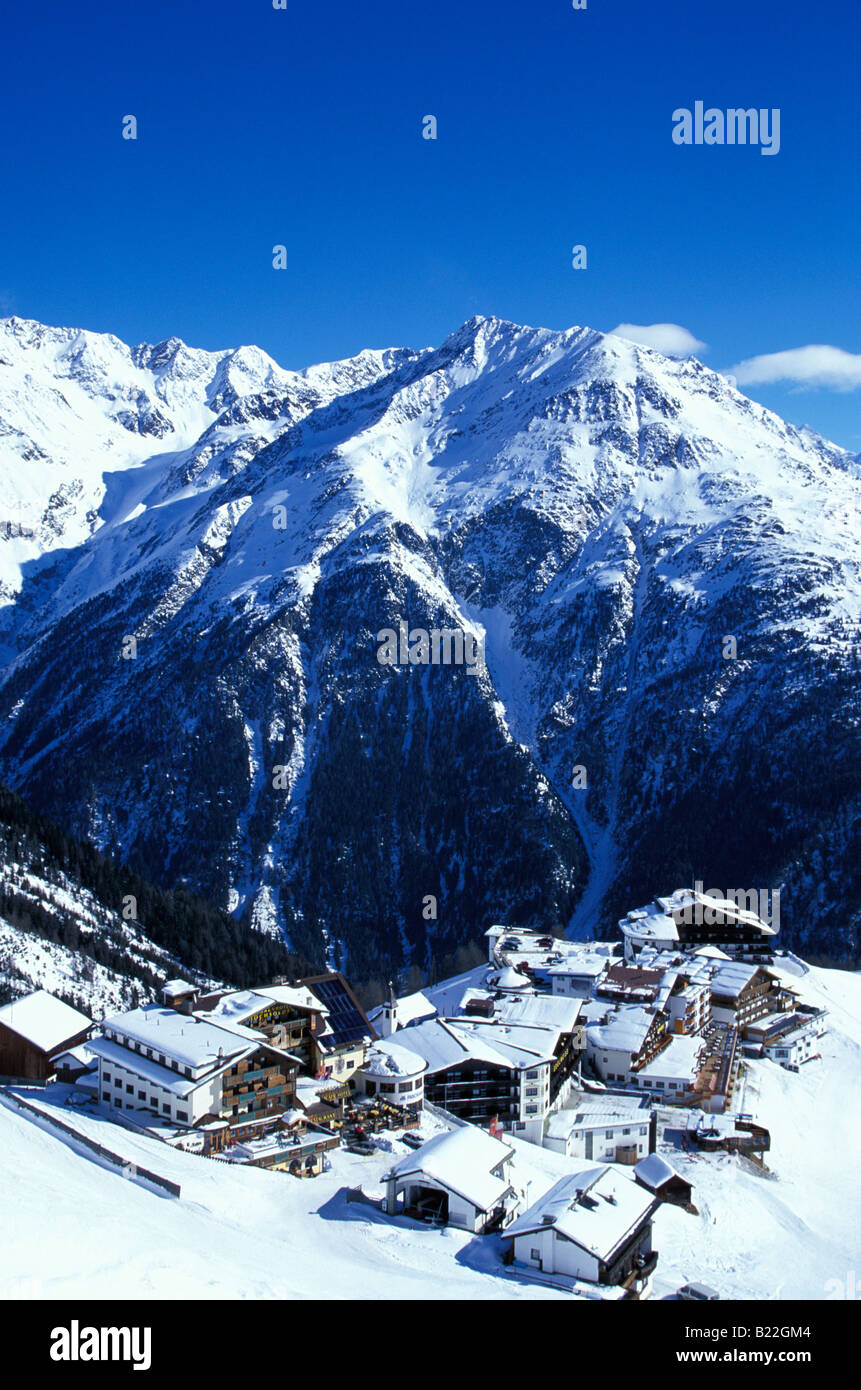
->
[0,990,91,1053]
[586,1005,658,1053]
[504,1167,655,1261]
[391,1015,555,1073]
[387,1126,513,1211]
[634,1153,689,1192]
[101,1005,251,1071]
[301,973,376,1048]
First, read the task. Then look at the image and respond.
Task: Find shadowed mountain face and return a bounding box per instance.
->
[0,313,858,976]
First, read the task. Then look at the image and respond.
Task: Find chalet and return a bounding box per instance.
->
[52,1043,98,1085]
[160,979,200,1014]
[383,1126,520,1232]
[708,962,794,1028]
[502,1165,658,1294]
[595,963,666,1006]
[300,972,376,1079]
[634,1153,693,1207]
[584,1004,669,1085]
[195,982,327,1073]
[87,1004,299,1130]
[0,990,92,1081]
[544,1095,654,1163]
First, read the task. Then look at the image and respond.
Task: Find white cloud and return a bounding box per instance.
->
[608,322,707,358]
[728,345,861,392]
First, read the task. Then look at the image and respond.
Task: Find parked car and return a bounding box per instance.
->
[677,1283,720,1301]
[401,1132,425,1149]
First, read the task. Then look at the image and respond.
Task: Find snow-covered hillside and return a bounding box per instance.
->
[0,314,858,975]
[1,958,858,1301]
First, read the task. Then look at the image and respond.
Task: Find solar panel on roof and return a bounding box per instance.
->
[311,976,369,1046]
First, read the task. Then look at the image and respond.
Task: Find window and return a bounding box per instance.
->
[526,1087,538,1097]
[150,1097,157,1107]
[114,1078,121,1088]
[102,1091,110,1101]
[138,1090,146,1100]
[126,1084,134,1094]
[526,1104,537,1114]
[526,1070,539,1079]
[530,1248,540,1261]
[159,1054,166,1065]
[162,1103,170,1114]
[622,1128,630,1135]
[103,1072,111,1082]
[380,1083,395,1094]
[605,1130,614,1139]
[177,1110,189,1122]
[114,1098,121,1108]
[366,1081,376,1096]
[640,1127,648,1136]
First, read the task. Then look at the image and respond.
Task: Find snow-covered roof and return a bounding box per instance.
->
[586,1005,658,1053]
[201,991,275,1026]
[360,1040,427,1078]
[101,1005,251,1072]
[545,1096,650,1139]
[254,984,327,1014]
[634,1153,688,1192]
[709,961,762,998]
[635,1033,703,1080]
[387,1126,514,1211]
[622,889,777,943]
[504,1166,655,1260]
[0,990,91,1053]
[391,1016,555,1074]
[162,979,197,997]
[492,966,532,991]
[86,1035,250,1098]
[52,1043,97,1070]
[489,994,582,1032]
[368,989,436,1029]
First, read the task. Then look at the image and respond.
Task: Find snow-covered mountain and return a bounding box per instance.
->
[0,314,858,977]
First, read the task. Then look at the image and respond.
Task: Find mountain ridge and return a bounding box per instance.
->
[0,313,858,974]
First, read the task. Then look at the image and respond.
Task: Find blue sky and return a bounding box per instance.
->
[1,0,859,446]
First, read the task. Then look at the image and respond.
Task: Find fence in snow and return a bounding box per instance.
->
[0,1086,182,1198]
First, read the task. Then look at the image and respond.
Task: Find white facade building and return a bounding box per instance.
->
[355,1039,427,1113]
[745,1008,827,1068]
[503,1166,658,1293]
[384,1126,520,1232]
[544,1097,653,1162]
